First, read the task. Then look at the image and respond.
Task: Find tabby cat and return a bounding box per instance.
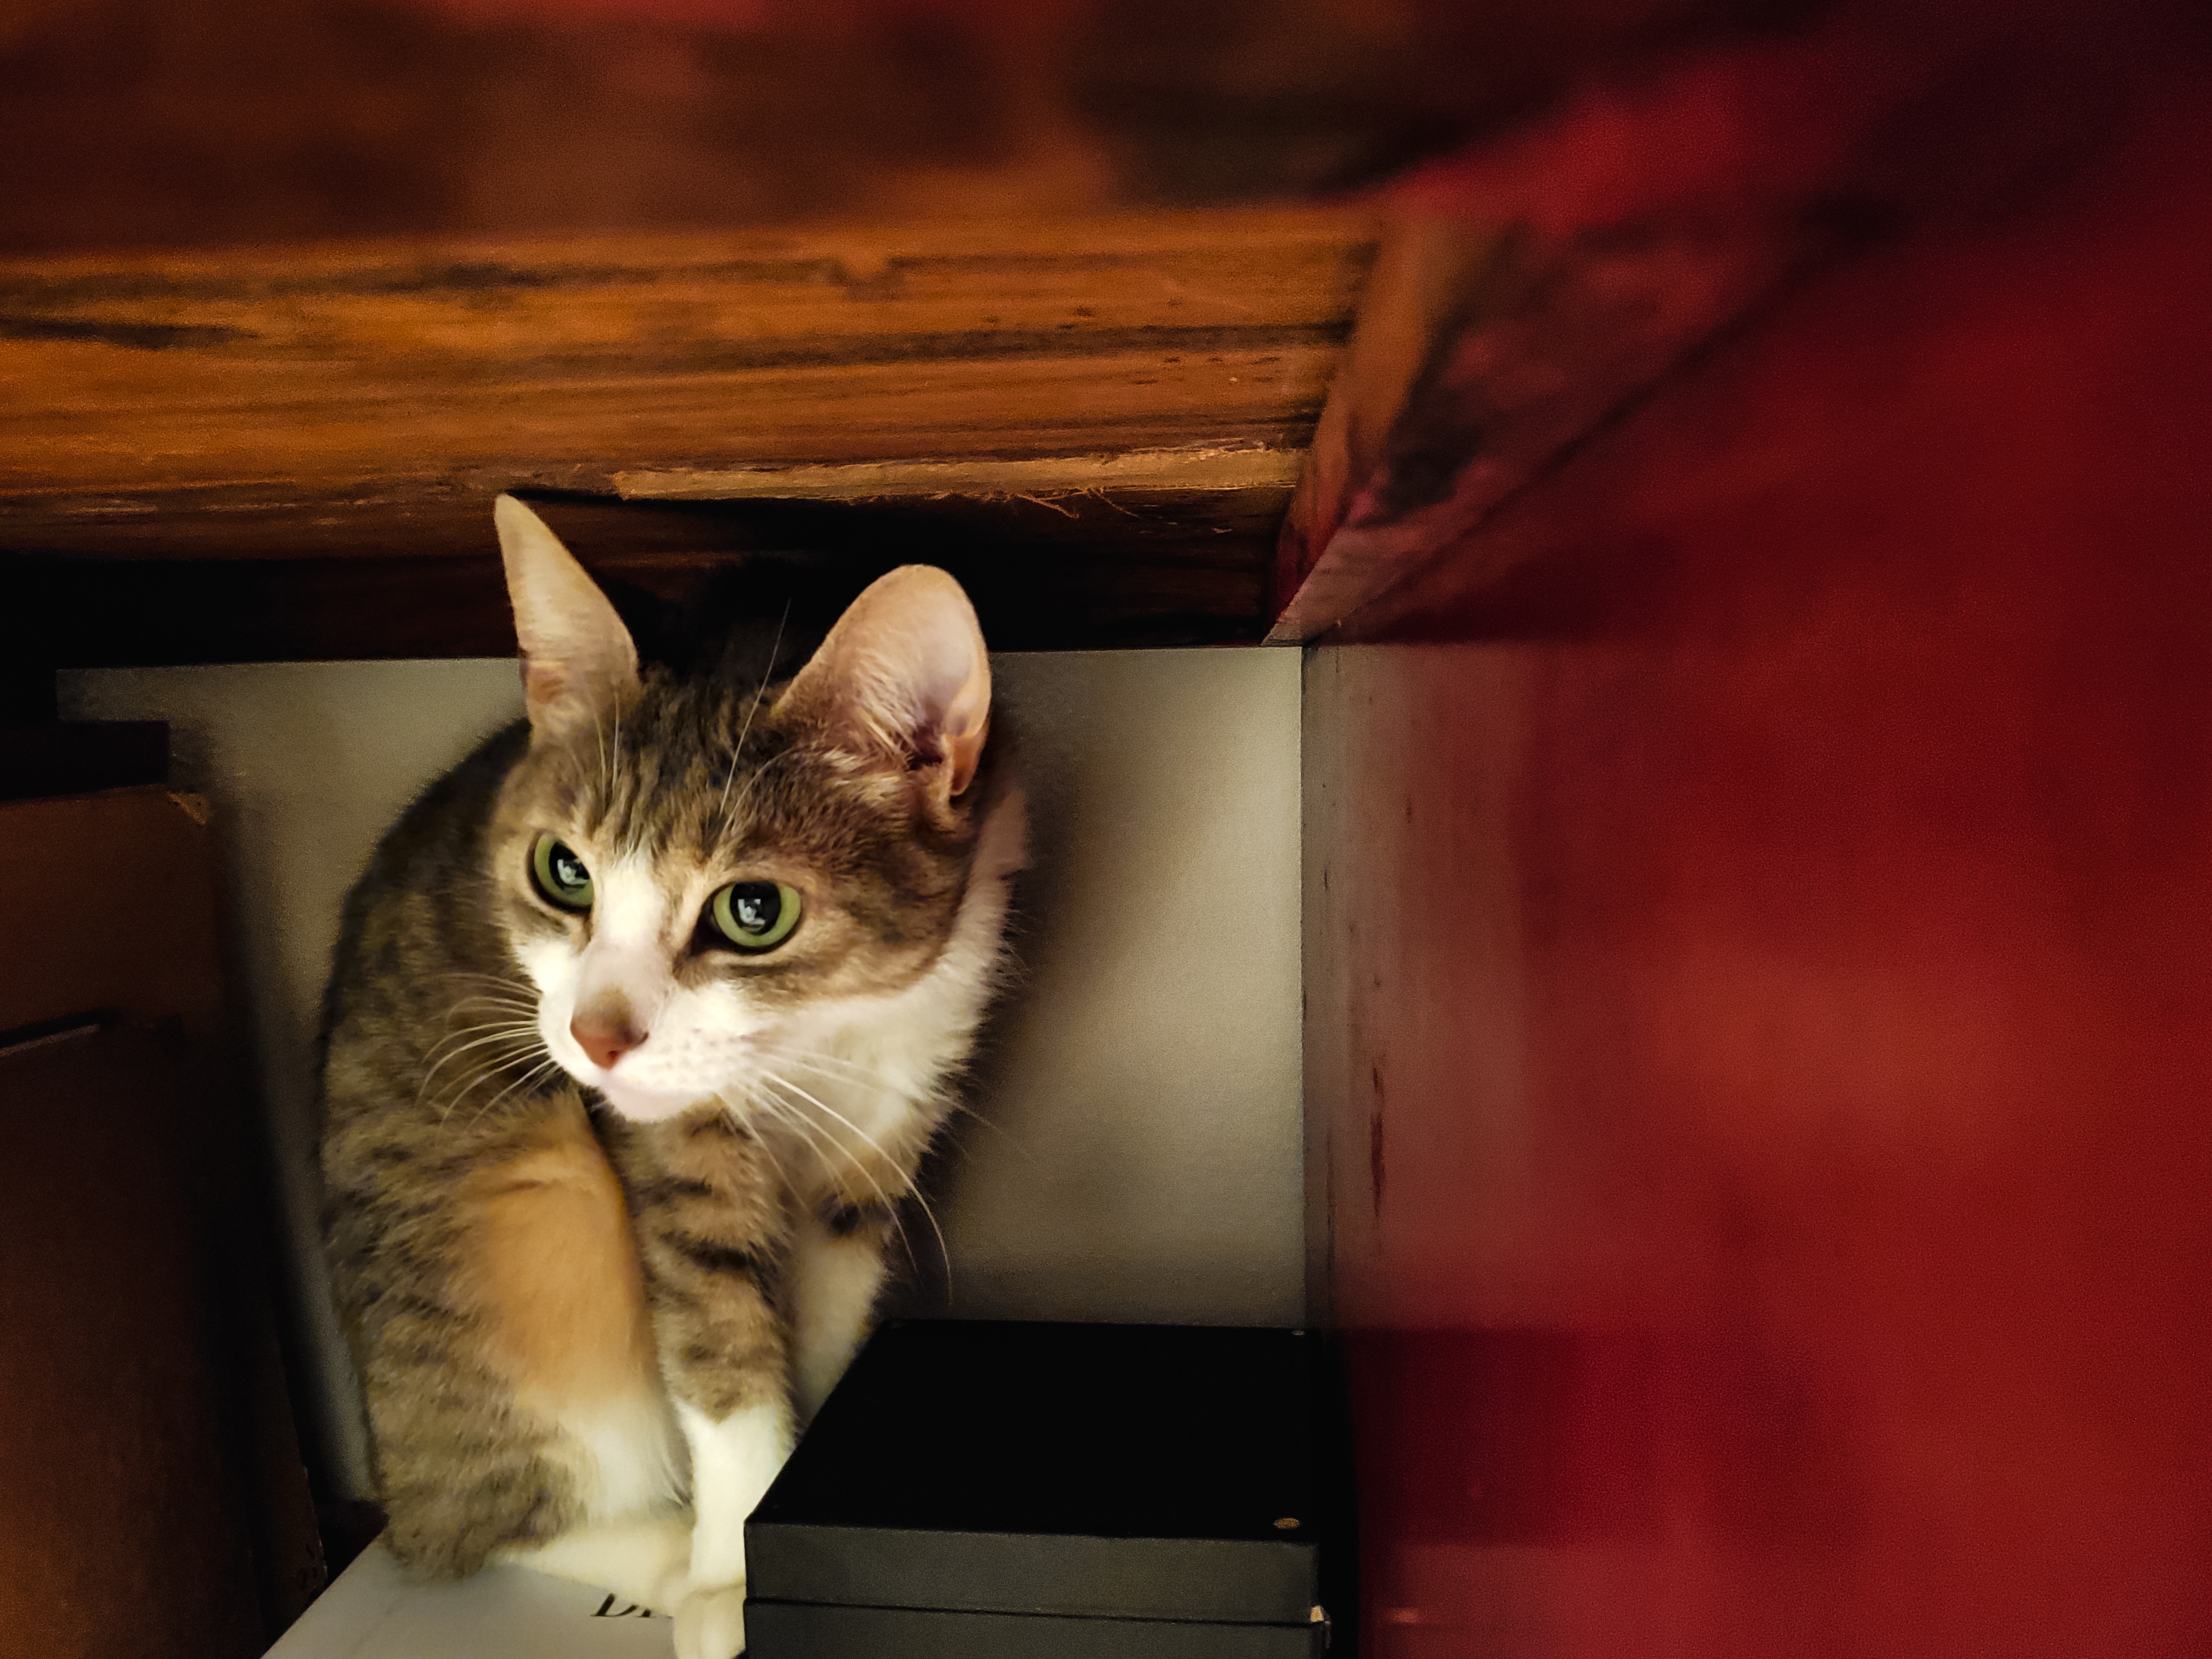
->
[319,496,1024,1659]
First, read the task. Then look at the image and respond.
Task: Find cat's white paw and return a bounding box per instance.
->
[673,1583,747,1659]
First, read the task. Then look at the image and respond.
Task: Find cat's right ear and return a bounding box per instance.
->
[495,494,639,738]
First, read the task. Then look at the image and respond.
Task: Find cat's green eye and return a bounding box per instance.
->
[710,881,803,952]
[530,833,594,912]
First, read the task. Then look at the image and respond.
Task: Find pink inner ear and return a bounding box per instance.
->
[940,662,990,796]
[945,725,986,795]
[520,654,560,707]
[782,565,992,789]
[496,493,640,737]
[888,619,989,793]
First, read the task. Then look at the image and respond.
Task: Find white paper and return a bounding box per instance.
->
[266,1540,674,1658]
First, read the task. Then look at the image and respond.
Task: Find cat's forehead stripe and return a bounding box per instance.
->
[575,678,788,860]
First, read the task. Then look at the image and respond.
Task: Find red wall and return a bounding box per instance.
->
[1305,33,2212,1658]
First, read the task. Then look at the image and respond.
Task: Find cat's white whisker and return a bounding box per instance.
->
[717,599,789,825]
[430,1068,506,1126]
[749,1045,1034,1163]
[745,1082,852,1197]
[422,1013,541,1045]
[594,694,611,812]
[739,1084,921,1271]
[610,699,620,808]
[715,1093,799,1204]
[726,747,797,827]
[743,1042,951,1102]
[441,982,541,1003]
[458,1056,565,1133]
[756,1084,920,1283]
[434,969,538,990]
[756,1068,950,1292]
[430,1048,552,1126]
[415,1021,547,1107]
[747,1076,921,1271]
[420,1035,541,1084]
[435,989,538,1012]
[419,1026,537,1074]
[445,1001,541,1023]
[740,1043,892,1084]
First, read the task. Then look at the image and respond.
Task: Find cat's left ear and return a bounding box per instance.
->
[494,494,640,737]
[777,566,991,799]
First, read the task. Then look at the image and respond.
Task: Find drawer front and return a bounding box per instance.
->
[746,1602,1329,1659]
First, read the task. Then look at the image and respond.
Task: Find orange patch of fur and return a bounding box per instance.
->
[464,1101,656,1414]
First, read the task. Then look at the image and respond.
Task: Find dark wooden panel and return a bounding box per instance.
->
[0,787,223,1037]
[7,498,1273,665]
[0,786,325,1644]
[0,0,1810,258]
[0,720,167,802]
[0,1026,267,1659]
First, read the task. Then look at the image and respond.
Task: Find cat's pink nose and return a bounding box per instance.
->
[571,1004,645,1071]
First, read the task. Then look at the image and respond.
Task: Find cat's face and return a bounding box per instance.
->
[483,497,994,1124]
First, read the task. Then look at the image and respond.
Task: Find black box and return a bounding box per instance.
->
[745,1321,1348,1658]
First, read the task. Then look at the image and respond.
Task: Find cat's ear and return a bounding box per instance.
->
[494,494,639,736]
[777,566,991,798]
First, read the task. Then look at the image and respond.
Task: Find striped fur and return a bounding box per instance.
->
[319,504,1022,1657]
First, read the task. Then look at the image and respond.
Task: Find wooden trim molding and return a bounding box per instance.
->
[0,210,1374,659]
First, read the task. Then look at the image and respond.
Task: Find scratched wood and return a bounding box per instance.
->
[0,209,1372,658]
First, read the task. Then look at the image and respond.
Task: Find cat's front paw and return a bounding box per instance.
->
[673,1583,747,1659]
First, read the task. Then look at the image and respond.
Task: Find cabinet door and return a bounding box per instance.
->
[0,1023,266,1659]
[0,784,321,1654]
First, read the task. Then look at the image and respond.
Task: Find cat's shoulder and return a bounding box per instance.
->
[366,717,529,877]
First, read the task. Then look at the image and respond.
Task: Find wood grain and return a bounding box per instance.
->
[0,210,1372,659]
[0,211,1369,541]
